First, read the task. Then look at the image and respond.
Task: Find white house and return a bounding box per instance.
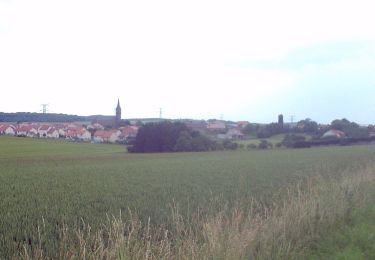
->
[322,130,346,139]
[226,128,244,140]
[53,125,67,137]
[47,128,59,139]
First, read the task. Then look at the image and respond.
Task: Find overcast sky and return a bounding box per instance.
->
[1,0,375,123]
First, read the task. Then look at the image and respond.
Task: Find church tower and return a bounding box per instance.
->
[115,99,121,127]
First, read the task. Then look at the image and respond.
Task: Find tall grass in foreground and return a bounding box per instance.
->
[19,166,375,260]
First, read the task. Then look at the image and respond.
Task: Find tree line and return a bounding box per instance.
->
[0,112,87,123]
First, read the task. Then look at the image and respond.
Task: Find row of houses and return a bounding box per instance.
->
[1,119,247,143]
[0,123,139,144]
[184,120,249,140]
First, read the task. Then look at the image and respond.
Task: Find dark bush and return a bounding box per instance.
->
[222,140,239,150]
[246,144,257,150]
[258,140,271,149]
[275,142,283,148]
[292,141,311,148]
[282,134,306,148]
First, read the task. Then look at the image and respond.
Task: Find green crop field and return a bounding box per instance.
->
[235,133,314,147]
[1,135,375,258]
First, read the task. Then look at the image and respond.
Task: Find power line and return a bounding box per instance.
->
[40,104,49,114]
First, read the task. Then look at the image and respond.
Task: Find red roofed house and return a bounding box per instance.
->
[38,125,52,138]
[66,127,91,142]
[17,125,38,137]
[0,124,6,134]
[185,121,207,133]
[53,124,67,137]
[207,121,226,133]
[0,124,16,136]
[87,123,105,131]
[93,130,121,143]
[120,126,139,137]
[118,126,139,143]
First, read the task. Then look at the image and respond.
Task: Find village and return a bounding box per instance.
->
[2,100,374,146]
[0,99,252,144]
[0,119,252,144]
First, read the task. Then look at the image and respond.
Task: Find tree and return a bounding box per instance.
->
[242,123,260,135]
[174,131,193,152]
[191,135,215,151]
[132,122,189,153]
[296,118,318,133]
[258,140,271,149]
[331,118,352,131]
[257,123,285,138]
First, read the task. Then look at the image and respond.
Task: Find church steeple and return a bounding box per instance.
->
[115,99,121,126]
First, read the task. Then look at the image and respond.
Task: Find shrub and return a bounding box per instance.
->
[258,140,271,149]
[246,144,257,150]
[282,134,307,148]
[222,139,239,150]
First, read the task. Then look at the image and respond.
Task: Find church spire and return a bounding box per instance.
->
[115,98,121,127]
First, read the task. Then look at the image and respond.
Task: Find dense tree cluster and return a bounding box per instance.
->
[242,122,286,138]
[129,122,225,153]
[295,119,319,134]
[330,118,368,138]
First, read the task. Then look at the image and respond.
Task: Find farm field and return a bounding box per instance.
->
[235,133,313,147]
[1,136,375,258]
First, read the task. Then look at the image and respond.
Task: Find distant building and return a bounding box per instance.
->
[119,126,139,138]
[93,130,121,143]
[47,128,59,139]
[207,121,226,133]
[322,130,346,139]
[0,124,16,136]
[66,127,91,141]
[237,121,249,129]
[17,125,38,137]
[185,121,207,133]
[87,123,105,131]
[226,128,245,140]
[38,124,52,138]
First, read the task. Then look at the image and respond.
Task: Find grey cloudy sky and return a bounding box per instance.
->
[1,0,375,124]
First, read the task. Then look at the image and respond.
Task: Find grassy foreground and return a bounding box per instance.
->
[1,136,375,258]
[307,193,375,259]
